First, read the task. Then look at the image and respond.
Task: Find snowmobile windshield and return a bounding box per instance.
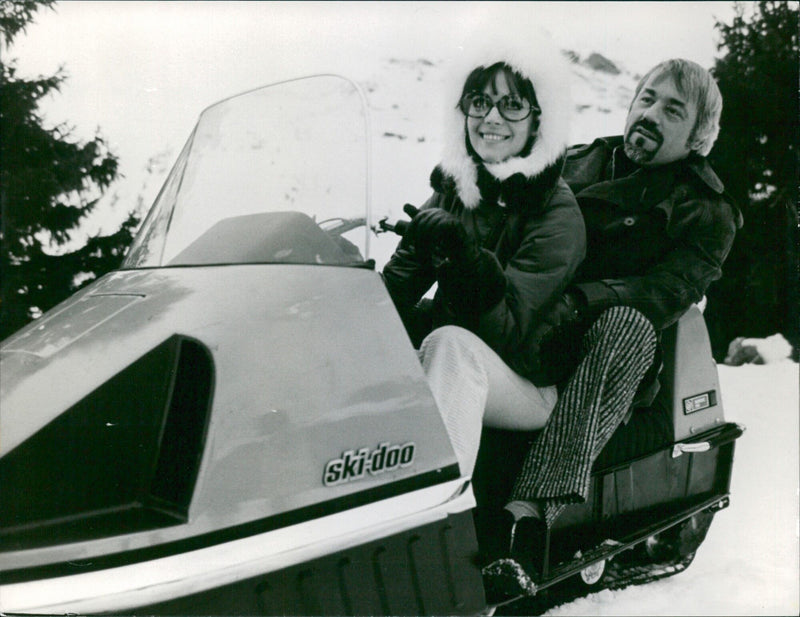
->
[123,75,371,268]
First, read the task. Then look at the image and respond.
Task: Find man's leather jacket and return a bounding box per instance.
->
[564,136,742,331]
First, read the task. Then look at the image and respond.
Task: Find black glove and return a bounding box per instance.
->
[437,250,506,315]
[528,291,586,359]
[541,291,584,332]
[403,206,505,315]
[405,208,479,268]
[526,290,587,384]
[390,203,420,237]
[514,291,585,386]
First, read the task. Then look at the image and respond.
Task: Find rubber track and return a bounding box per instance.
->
[604,551,695,589]
[497,550,695,615]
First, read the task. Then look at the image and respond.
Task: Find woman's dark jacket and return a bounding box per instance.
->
[563,136,742,331]
[382,162,586,384]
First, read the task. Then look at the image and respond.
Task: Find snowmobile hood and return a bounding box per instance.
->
[1,265,460,562]
[1,77,462,572]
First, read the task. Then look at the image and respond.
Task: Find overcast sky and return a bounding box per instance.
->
[10,1,743,236]
[14,1,741,135]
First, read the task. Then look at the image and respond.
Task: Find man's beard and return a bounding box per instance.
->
[624,120,663,164]
[624,138,656,164]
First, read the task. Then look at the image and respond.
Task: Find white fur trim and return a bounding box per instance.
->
[439,26,573,208]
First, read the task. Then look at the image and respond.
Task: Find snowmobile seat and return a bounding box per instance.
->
[592,401,672,470]
[471,403,672,511]
[473,304,722,506]
[595,303,726,469]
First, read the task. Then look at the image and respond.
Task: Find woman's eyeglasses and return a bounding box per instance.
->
[459,92,540,122]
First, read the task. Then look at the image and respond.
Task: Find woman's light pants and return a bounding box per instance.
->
[417,326,557,477]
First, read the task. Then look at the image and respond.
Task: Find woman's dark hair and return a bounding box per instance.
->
[459,62,539,110]
[459,62,540,161]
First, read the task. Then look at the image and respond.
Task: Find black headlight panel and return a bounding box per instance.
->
[0,336,213,551]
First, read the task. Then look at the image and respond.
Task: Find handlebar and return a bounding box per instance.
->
[376,204,419,237]
[377,218,411,236]
[319,204,419,239]
[318,217,367,236]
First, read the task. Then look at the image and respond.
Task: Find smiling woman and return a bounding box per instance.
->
[380,26,586,577]
[460,66,540,164]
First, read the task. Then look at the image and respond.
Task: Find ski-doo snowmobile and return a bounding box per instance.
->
[0,76,744,616]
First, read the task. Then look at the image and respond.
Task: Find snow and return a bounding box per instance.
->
[725,334,794,365]
[545,360,800,616]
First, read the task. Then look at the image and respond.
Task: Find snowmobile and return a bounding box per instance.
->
[0,75,744,616]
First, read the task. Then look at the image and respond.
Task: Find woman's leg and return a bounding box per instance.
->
[418,325,556,476]
[483,348,557,431]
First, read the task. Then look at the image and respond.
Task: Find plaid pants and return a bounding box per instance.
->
[510,306,657,526]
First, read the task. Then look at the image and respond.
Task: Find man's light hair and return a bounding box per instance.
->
[633,59,723,157]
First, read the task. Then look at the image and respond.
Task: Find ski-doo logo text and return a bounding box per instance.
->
[323,442,415,486]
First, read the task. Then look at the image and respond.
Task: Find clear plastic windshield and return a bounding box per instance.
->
[123,75,370,268]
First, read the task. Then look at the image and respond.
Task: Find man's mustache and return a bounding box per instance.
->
[630,119,664,144]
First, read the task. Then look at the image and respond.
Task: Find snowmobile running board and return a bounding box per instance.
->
[488,494,732,612]
[540,494,730,589]
[488,420,745,611]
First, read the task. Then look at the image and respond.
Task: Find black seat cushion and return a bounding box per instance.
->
[592,403,672,472]
[472,402,672,509]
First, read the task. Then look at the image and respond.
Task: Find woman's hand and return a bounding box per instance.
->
[406,208,479,268]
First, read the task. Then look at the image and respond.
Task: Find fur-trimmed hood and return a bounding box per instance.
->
[438,27,573,209]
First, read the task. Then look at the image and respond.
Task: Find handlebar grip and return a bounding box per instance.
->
[394,219,411,236]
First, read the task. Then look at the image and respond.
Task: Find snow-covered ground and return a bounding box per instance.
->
[546,360,799,616]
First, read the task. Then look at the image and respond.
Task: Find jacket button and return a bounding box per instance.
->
[623,216,636,226]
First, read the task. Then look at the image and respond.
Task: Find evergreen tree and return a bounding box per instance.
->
[0,1,140,339]
[706,0,799,359]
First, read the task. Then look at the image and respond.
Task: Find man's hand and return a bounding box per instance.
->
[532,291,585,351]
[542,292,583,330]
[524,290,587,385]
